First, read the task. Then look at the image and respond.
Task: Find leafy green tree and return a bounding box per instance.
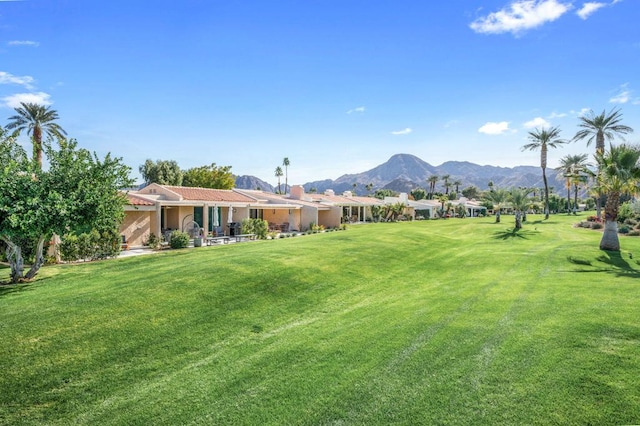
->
[573,108,634,219]
[5,102,67,169]
[274,166,283,194]
[283,157,290,194]
[483,188,509,223]
[461,185,480,199]
[522,126,567,219]
[410,187,427,201]
[373,189,398,200]
[139,159,183,186]
[182,163,235,189]
[0,139,133,283]
[593,144,640,251]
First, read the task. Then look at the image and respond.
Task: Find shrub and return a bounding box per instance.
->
[145,233,161,250]
[169,230,190,249]
[591,222,603,230]
[59,229,120,262]
[627,230,640,236]
[242,218,268,239]
[618,225,631,234]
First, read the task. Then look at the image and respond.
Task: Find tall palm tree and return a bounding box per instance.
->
[556,153,590,214]
[522,126,567,220]
[441,174,451,194]
[6,102,67,169]
[427,175,439,199]
[365,183,373,195]
[274,166,283,194]
[453,179,462,194]
[573,108,634,219]
[594,144,640,251]
[282,157,290,194]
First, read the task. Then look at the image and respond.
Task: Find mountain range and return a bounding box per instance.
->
[235,153,565,196]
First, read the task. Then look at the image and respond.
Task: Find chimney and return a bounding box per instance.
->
[324,189,335,196]
[290,185,305,200]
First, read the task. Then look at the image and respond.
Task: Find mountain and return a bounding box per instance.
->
[234,175,275,192]
[301,153,562,196]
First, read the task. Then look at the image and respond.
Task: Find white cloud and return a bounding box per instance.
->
[347,106,365,114]
[478,121,510,135]
[548,111,567,119]
[0,71,35,89]
[524,117,551,128]
[577,2,607,19]
[470,0,572,35]
[8,40,40,47]
[443,119,459,128]
[2,92,52,108]
[391,128,412,135]
[610,83,631,104]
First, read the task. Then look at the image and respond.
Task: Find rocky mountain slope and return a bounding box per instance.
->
[236,153,564,196]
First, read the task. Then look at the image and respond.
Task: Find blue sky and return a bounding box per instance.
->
[1,0,638,187]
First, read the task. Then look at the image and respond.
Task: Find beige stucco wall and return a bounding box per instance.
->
[121,210,152,247]
[318,207,341,229]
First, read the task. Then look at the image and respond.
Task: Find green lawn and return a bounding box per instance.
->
[1,214,639,425]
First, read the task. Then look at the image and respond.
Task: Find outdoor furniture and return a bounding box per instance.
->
[206,236,230,245]
[234,233,257,242]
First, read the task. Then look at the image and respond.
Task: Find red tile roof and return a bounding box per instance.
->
[162,186,255,203]
[127,193,155,206]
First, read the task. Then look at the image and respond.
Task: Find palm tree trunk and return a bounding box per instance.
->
[3,238,24,283]
[573,184,579,215]
[542,168,550,219]
[515,211,522,229]
[600,191,620,251]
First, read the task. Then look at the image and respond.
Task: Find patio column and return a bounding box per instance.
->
[154,201,162,238]
[203,203,209,235]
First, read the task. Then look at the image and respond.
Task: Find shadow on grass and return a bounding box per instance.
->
[492,228,539,240]
[568,251,640,278]
[0,282,34,297]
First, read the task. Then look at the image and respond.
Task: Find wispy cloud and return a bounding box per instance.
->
[347,106,365,114]
[470,0,572,35]
[2,92,52,108]
[577,0,623,19]
[391,128,412,135]
[478,121,511,135]
[577,2,607,19]
[524,117,551,128]
[548,111,567,119]
[8,40,40,47]
[609,83,635,104]
[0,71,35,89]
[571,108,591,116]
[443,119,459,128]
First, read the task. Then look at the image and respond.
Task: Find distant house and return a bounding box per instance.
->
[120,184,451,248]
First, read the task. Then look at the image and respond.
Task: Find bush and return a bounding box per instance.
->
[59,229,120,262]
[627,230,640,236]
[145,233,161,250]
[169,231,190,249]
[618,225,630,234]
[591,222,603,230]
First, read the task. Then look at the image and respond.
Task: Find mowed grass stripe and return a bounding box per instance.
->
[1,214,639,424]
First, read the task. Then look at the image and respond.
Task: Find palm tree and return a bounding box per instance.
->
[556,153,590,214]
[274,166,283,194]
[365,183,373,195]
[427,175,439,199]
[483,188,509,223]
[6,102,67,168]
[573,108,634,219]
[522,126,567,220]
[282,157,290,194]
[594,144,640,251]
[441,174,451,194]
[509,187,532,229]
[453,179,462,194]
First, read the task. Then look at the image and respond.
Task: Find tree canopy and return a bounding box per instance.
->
[182,163,235,189]
[0,137,133,283]
[139,159,183,186]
